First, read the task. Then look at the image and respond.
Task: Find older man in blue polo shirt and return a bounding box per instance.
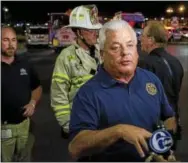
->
[68,20,177,162]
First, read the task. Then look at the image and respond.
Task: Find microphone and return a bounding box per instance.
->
[145,122,176,161]
[148,122,173,158]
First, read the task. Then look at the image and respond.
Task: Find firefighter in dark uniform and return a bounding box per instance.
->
[138,20,184,150]
[1,26,42,161]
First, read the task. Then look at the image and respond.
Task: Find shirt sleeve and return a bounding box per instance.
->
[156,76,175,121]
[69,86,99,141]
[29,65,41,90]
[50,53,71,127]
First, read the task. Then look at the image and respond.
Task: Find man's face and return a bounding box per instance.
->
[140,26,151,53]
[80,29,98,46]
[1,28,17,57]
[102,28,138,76]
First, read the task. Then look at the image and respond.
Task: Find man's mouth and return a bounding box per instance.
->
[120,60,132,65]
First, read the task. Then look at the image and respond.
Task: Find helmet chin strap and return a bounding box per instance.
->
[78,32,93,49]
[78,30,97,61]
[76,29,99,75]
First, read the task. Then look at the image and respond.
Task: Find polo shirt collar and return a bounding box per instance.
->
[97,66,117,88]
[97,65,138,88]
[1,55,20,66]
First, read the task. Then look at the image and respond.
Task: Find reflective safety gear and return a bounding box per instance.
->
[53,38,60,47]
[50,43,101,128]
[65,4,102,30]
[1,119,31,162]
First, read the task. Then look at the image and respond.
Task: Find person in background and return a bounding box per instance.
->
[1,26,42,161]
[50,4,102,138]
[139,20,184,150]
[68,20,177,161]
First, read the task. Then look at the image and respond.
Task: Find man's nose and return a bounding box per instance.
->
[121,47,131,56]
[8,40,14,47]
[8,40,13,45]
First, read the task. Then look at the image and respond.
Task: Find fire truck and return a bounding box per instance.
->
[48,12,76,52]
[113,12,145,42]
[25,25,49,47]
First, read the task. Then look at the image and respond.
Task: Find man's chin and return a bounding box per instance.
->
[119,67,133,75]
[90,39,97,45]
[2,52,15,57]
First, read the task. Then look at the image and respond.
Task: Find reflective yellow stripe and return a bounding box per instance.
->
[75,82,85,88]
[55,108,70,113]
[54,104,70,111]
[72,14,84,20]
[67,55,76,61]
[55,110,70,116]
[52,78,64,83]
[53,73,69,81]
[82,75,93,81]
[72,75,93,84]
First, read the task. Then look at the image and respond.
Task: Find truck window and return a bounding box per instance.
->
[30,28,48,34]
[52,15,69,29]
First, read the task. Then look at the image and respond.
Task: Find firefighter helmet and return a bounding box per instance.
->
[66,4,102,30]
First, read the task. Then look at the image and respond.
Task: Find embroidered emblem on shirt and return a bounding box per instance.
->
[20,68,28,76]
[146,83,157,95]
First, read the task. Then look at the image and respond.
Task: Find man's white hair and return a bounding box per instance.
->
[99,20,137,50]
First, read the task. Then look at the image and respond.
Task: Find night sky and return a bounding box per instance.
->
[2,1,187,23]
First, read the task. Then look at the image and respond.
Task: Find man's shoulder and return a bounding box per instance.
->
[144,54,159,63]
[15,55,31,66]
[138,54,159,67]
[58,45,77,59]
[77,75,101,97]
[156,49,183,72]
[137,67,161,82]
[137,68,163,94]
[16,54,28,61]
[164,50,182,64]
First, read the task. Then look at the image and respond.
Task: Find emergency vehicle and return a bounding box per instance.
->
[25,25,49,47]
[113,12,145,41]
[48,12,76,52]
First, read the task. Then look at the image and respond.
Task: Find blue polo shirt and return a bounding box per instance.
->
[69,67,174,161]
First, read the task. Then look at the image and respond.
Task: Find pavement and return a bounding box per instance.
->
[22,44,188,162]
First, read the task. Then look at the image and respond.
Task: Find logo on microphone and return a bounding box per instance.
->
[149,129,173,154]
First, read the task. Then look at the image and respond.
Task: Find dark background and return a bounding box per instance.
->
[2,1,187,23]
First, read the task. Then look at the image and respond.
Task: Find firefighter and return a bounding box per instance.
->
[50,4,102,138]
